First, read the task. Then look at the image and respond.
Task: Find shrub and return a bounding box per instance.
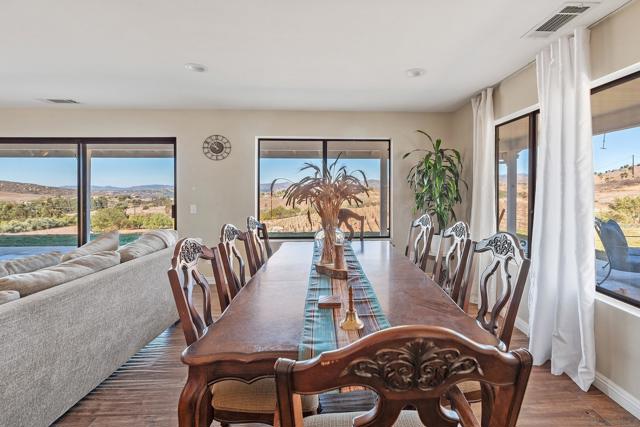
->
[0,216,76,233]
[92,208,129,231]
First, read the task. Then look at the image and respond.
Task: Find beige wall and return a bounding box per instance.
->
[450,0,640,413]
[0,108,452,247]
[492,0,640,121]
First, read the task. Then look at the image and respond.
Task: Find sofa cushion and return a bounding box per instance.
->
[61,230,119,262]
[0,290,20,305]
[118,230,178,262]
[0,251,120,297]
[146,229,178,247]
[0,251,62,278]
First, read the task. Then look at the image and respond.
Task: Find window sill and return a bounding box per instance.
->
[596,292,640,318]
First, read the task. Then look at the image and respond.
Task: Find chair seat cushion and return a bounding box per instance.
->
[304,411,423,427]
[211,378,318,414]
[457,381,481,394]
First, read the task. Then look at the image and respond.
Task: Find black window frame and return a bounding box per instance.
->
[257,137,392,240]
[0,137,177,249]
[494,69,640,308]
[591,70,640,309]
[494,111,538,257]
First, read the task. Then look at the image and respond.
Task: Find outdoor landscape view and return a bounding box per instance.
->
[0,152,174,259]
[258,157,388,237]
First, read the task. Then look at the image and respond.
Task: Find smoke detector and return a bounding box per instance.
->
[523,2,600,38]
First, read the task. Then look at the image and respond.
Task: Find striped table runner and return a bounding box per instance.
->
[298,241,391,360]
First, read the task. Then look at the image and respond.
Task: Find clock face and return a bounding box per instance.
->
[202,135,231,160]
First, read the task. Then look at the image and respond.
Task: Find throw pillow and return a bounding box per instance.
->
[0,290,20,305]
[118,231,171,262]
[0,251,121,297]
[0,251,62,278]
[61,230,119,262]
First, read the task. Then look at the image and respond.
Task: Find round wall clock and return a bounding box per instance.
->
[202,135,231,161]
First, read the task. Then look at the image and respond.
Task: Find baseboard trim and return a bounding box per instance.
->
[515,317,530,336]
[594,372,640,420]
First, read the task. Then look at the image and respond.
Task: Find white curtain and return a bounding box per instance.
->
[529,28,596,391]
[470,88,497,303]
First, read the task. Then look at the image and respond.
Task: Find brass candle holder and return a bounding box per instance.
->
[340,285,363,331]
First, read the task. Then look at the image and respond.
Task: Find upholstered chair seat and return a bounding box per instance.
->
[303,411,424,427]
[212,379,318,414]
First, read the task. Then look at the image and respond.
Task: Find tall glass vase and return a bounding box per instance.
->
[320,219,337,265]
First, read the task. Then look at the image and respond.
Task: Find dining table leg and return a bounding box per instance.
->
[179,366,212,427]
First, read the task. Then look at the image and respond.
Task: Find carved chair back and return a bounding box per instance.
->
[275,325,532,427]
[473,232,530,349]
[433,221,473,308]
[219,224,249,296]
[338,208,365,242]
[405,214,435,272]
[246,216,272,275]
[168,238,227,345]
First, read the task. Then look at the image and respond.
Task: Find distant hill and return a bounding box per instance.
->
[90,184,174,194]
[0,180,74,196]
[0,180,173,199]
[259,179,380,193]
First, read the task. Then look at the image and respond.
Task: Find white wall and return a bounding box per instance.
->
[0,109,452,248]
[450,0,640,417]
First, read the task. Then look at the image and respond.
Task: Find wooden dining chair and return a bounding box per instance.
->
[246,216,273,275]
[274,325,532,427]
[338,208,365,242]
[472,232,530,350]
[168,238,317,426]
[405,213,434,272]
[220,223,250,291]
[447,232,530,415]
[433,221,473,309]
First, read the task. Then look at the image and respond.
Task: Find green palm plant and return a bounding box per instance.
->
[403,130,466,231]
[271,154,369,264]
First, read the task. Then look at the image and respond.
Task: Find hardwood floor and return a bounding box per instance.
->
[54,313,640,427]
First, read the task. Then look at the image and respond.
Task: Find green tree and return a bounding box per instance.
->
[92,208,128,231]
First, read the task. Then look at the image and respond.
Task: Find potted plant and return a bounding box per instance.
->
[271,155,369,264]
[403,130,466,231]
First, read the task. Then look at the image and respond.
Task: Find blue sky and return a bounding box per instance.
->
[260,158,381,184]
[592,126,640,173]
[0,157,174,187]
[499,125,640,176]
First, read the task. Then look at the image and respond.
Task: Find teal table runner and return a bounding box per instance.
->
[298,241,391,360]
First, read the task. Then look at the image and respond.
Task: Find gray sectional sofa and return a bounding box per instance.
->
[0,247,178,427]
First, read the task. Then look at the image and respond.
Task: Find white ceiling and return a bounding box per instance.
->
[0,0,631,112]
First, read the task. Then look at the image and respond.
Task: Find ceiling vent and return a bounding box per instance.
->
[524,2,599,38]
[40,98,80,104]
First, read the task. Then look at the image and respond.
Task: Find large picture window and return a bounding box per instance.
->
[258,138,390,239]
[592,71,640,307]
[0,138,176,259]
[494,71,640,308]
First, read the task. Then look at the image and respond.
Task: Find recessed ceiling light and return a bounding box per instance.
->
[406,68,426,78]
[39,98,80,104]
[184,63,208,73]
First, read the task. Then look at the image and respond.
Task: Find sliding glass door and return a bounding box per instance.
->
[87,143,175,245]
[0,143,79,259]
[0,138,176,259]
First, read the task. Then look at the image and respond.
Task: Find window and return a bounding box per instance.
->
[0,143,79,259]
[258,138,390,239]
[87,143,175,245]
[592,71,640,307]
[0,138,176,259]
[495,112,537,255]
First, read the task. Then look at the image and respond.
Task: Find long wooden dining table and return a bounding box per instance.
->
[178,241,498,427]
